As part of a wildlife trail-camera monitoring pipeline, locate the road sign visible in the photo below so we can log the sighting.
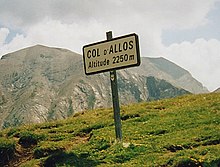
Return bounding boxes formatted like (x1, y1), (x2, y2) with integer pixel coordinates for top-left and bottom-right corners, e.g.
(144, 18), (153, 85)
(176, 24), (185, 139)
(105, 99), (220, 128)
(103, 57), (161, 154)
(83, 33), (140, 75)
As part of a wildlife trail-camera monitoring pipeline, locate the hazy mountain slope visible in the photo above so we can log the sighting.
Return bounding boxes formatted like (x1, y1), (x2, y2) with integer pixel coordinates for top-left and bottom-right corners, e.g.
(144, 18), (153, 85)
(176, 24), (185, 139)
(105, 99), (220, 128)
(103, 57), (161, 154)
(0, 45), (206, 129)
(214, 87), (220, 92)
(130, 57), (208, 94)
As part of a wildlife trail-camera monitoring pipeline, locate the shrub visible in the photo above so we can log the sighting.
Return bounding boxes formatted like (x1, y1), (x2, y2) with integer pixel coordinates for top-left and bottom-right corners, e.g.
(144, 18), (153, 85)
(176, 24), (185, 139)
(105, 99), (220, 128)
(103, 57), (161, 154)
(121, 113), (140, 121)
(175, 157), (202, 167)
(6, 127), (19, 137)
(77, 123), (105, 136)
(33, 142), (66, 159)
(107, 144), (147, 164)
(89, 137), (111, 151)
(18, 132), (45, 147)
(0, 138), (16, 165)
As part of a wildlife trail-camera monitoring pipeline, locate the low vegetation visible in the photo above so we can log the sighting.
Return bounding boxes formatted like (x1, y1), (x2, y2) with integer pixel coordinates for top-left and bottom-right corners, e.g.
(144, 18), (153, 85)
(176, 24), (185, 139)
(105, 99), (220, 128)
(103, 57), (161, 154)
(0, 93), (219, 166)
(0, 137), (16, 165)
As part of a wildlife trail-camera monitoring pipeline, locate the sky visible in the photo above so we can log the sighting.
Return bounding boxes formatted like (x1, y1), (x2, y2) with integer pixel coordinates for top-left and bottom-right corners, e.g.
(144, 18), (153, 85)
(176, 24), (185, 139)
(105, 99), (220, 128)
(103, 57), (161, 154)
(0, 0), (220, 91)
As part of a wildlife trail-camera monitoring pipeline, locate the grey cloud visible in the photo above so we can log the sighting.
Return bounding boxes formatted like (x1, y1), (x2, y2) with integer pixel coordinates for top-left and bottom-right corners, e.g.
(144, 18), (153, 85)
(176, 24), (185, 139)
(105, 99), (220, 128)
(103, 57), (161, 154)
(0, 0), (124, 27)
(0, 0), (217, 30)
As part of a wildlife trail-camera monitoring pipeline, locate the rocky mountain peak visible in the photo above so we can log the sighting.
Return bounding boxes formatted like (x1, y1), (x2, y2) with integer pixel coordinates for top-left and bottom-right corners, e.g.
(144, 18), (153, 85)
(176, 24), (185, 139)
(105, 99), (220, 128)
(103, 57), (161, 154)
(0, 45), (208, 129)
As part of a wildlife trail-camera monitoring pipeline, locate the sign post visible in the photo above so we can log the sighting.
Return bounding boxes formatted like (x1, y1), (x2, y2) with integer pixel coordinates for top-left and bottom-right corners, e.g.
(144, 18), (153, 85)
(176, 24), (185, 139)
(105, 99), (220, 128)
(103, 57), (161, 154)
(106, 31), (122, 141)
(83, 31), (140, 142)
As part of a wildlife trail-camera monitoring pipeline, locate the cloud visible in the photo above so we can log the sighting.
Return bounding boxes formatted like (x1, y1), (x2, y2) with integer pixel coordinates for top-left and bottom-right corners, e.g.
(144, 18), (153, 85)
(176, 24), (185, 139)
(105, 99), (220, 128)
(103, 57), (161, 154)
(0, 0), (217, 30)
(0, 28), (9, 45)
(0, 0), (220, 90)
(26, 18), (107, 52)
(0, 18), (108, 55)
(164, 38), (220, 91)
(0, 30), (33, 56)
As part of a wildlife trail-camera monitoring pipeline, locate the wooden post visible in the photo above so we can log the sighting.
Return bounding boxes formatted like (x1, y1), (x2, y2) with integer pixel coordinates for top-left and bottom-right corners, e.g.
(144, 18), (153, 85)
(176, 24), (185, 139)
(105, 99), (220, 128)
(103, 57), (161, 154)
(106, 31), (122, 141)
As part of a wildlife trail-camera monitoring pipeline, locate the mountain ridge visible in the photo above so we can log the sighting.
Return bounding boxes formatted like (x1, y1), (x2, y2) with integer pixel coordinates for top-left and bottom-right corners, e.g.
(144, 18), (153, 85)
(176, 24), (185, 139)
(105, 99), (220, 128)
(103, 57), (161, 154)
(0, 45), (208, 129)
(214, 87), (220, 92)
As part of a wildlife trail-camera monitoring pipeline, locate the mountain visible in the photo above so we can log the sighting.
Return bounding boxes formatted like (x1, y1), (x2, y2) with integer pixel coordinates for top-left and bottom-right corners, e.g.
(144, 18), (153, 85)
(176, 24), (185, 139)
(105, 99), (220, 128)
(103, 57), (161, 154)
(130, 57), (208, 94)
(0, 45), (207, 129)
(214, 87), (220, 93)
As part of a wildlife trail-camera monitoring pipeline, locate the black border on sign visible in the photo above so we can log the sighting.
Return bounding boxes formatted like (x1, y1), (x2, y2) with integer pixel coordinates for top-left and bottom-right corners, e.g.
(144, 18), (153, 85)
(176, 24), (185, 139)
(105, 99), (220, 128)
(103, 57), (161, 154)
(82, 33), (141, 75)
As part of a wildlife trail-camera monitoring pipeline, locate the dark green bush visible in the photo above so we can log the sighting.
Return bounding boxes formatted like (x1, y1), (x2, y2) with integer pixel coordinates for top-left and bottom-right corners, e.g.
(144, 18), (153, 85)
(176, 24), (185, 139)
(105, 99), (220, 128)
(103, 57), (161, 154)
(18, 131), (45, 147)
(89, 138), (111, 151)
(121, 113), (140, 121)
(43, 152), (99, 167)
(107, 144), (147, 164)
(6, 127), (19, 137)
(175, 158), (202, 167)
(79, 124), (105, 134)
(34, 144), (65, 159)
(0, 138), (16, 165)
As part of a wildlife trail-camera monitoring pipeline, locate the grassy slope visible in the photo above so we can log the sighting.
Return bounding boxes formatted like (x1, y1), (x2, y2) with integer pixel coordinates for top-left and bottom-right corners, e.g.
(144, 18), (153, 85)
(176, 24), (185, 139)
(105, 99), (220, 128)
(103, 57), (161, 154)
(0, 93), (220, 166)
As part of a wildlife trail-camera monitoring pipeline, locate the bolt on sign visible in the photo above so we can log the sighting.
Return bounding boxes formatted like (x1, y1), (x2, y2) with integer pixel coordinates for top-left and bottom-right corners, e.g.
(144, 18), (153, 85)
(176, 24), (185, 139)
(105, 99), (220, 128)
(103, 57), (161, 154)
(83, 33), (140, 75)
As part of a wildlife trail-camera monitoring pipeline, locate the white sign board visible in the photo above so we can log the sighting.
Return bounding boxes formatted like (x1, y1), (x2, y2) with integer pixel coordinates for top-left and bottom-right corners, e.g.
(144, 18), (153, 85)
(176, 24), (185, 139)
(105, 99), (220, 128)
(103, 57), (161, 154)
(83, 33), (140, 75)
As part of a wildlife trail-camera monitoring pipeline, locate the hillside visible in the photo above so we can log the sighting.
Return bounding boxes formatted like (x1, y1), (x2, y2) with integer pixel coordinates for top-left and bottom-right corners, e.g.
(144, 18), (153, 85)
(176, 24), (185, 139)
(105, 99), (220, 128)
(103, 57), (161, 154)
(0, 93), (219, 166)
(0, 45), (207, 129)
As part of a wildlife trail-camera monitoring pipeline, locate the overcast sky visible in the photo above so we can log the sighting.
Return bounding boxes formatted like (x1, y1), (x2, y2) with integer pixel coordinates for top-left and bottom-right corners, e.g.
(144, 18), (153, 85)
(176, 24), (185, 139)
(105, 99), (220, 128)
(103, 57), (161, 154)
(0, 0), (220, 91)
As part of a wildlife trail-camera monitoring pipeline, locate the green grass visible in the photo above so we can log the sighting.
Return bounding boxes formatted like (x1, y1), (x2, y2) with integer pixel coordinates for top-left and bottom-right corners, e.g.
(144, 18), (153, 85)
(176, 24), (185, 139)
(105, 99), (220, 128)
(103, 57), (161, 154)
(0, 93), (220, 166)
